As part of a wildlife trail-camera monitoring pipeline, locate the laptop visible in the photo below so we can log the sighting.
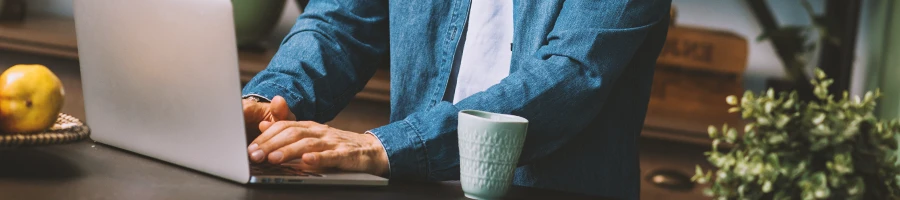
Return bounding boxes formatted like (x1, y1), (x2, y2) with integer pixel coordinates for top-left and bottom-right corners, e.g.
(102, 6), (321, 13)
(73, 0), (388, 186)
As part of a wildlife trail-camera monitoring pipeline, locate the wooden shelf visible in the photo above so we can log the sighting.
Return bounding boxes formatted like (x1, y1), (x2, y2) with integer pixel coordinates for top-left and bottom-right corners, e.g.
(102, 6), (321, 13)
(0, 15), (391, 103)
(0, 15), (78, 58)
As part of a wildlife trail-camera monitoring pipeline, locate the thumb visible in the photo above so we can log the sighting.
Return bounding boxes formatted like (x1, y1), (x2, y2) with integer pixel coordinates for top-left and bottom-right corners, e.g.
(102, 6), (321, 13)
(270, 96), (296, 121)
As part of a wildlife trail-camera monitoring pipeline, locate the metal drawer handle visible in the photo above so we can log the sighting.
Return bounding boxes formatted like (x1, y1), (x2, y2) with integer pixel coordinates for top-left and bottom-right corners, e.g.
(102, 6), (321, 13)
(646, 169), (695, 191)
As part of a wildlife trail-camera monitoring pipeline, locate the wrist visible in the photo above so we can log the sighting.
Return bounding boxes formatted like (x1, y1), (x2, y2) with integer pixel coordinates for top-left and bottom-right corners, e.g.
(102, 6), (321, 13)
(365, 131), (390, 176)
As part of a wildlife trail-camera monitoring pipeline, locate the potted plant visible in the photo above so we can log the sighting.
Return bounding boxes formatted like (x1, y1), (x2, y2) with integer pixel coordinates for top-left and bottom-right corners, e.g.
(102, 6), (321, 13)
(692, 69), (900, 199)
(232, 0), (286, 47)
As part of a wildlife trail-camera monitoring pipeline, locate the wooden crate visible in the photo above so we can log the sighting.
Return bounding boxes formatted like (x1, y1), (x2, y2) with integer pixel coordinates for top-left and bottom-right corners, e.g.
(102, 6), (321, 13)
(643, 24), (749, 142)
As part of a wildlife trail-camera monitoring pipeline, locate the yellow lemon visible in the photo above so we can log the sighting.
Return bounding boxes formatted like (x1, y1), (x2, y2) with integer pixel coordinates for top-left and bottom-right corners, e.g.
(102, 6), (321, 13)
(0, 64), (65, 133)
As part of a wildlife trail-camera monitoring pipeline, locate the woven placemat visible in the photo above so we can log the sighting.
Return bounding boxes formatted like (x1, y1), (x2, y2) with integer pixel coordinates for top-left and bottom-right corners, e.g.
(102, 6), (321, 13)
(0, 113), (91, 148)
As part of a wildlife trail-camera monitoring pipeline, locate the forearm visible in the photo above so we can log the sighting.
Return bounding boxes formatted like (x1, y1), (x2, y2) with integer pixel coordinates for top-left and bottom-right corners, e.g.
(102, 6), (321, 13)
(371, 55), (630, 181)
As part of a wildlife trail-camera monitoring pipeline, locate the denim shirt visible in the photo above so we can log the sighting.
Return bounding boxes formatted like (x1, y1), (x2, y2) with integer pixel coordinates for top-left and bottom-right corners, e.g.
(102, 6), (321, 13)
(242, 0), (671, 199)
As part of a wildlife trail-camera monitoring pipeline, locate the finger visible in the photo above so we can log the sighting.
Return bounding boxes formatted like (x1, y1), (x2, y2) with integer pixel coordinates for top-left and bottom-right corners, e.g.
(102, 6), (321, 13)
(259, 121), (273, 132)
(258, 117), (319, 132)
(268, 138), (333, 164)
(257, 127), (310, 157)
(248, 122), (294, 163)
(270, 96), (296, 121)
(303, 150), (356, 170)
(250, 122), (329, 163)
(251, 121), (318, 147)
(250, 121), (292, 148)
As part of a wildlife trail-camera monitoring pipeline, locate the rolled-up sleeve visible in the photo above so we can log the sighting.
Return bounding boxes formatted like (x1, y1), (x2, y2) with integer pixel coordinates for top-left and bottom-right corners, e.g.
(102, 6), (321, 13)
(241, 0), (389, 122)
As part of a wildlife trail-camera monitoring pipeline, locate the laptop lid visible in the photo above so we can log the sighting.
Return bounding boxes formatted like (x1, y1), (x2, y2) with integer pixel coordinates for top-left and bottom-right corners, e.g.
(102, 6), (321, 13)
(74, 0), (251, 183)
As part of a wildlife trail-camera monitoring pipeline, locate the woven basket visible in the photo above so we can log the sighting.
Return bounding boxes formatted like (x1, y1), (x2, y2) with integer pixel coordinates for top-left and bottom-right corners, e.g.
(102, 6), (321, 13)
(0, 113), (91, 148)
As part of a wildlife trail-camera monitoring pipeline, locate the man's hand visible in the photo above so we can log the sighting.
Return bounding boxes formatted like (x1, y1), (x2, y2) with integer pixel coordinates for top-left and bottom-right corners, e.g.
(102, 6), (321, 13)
(242, 96), (296, 139)
(247, 121), (389, 176)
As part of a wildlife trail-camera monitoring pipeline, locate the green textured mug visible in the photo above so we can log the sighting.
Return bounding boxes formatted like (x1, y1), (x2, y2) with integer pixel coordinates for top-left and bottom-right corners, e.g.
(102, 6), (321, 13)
(458, 110), (528, 199)
(232, 0), (285, 46)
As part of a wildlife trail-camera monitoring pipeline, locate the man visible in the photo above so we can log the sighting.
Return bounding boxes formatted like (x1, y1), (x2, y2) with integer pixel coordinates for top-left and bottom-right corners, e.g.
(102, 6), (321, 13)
(241, 1), (671, 199)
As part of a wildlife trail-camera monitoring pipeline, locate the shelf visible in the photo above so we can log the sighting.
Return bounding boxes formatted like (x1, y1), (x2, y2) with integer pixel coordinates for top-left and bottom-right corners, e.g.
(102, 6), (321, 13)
(0, 15), (78, 58)
(0, 15), (391, 103)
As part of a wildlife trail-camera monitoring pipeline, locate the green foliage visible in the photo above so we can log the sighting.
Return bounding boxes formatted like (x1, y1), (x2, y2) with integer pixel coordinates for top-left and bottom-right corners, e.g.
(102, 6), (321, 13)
(692, 69), (900, 200)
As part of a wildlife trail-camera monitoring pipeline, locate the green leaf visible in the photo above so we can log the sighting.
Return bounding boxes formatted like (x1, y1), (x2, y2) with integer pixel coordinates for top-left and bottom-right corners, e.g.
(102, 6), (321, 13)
(692, 165), (708, 184)
(776, 114), (791, 129)
(783, 97), (795, 109)
(758, 116), (772, 126)
(811, 172), (827, 186)
(814, 186), (830, 199)
(773, 191), (791, 200)
(765, 101), (775, 113)
(743, 108), (754, 119)
(726, 95), (738, 105)
(847, 177), (863, 196)
(717, 170), (728, 180)
(712, 139), (720, 152)
(762, 180), (773, 193)
(814, 85), (828, 100)
(841, 120), (860, 138)
(810, 138), (830, 150)
(815, 68), (827, 80)
(744, 123), (756, 133)
(811, 124), (831, 136)
(812, 113), (826, 125)
(793, 161), (808, 177)
(743, 90), (755, 104)
(768, 134), (785, 144)
(726, 128), (738, 143)
(821, 79), (834, 88)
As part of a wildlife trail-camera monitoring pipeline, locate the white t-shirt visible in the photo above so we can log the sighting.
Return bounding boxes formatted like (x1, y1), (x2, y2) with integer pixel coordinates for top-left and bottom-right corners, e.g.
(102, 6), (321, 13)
(444, 0), (514, 104)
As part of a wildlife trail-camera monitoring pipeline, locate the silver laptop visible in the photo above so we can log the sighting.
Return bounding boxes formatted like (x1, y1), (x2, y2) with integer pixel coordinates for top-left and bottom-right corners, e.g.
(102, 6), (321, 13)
(73, 0), (387, 186)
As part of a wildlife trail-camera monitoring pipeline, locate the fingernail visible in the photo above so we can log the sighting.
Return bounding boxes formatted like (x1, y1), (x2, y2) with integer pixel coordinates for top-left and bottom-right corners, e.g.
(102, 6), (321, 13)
(248, 143), (259, 152)
(269, 151), (284, 162)
(251, 150), (265, 162)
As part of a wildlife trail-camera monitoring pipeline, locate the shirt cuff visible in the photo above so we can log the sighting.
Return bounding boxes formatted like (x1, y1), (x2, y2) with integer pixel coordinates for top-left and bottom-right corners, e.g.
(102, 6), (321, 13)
(367, 119), (428, 180)
(242, 80), (301, 102)
(241, 94), (272, 102)
(364, 131), (391, 177)
(242, 81), (306, 118)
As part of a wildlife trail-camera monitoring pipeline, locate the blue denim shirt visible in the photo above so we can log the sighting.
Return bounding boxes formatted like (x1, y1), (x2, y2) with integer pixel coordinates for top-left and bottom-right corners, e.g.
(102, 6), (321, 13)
(242, 1), (671, 199)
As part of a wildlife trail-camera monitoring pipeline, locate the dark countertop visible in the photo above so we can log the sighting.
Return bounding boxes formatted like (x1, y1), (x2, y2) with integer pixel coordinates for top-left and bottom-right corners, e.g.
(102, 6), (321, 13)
(0, 140), (600, 200)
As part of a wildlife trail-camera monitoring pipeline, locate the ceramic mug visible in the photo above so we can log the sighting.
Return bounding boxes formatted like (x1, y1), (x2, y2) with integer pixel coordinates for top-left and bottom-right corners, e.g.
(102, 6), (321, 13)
(458, 110), (528, 199)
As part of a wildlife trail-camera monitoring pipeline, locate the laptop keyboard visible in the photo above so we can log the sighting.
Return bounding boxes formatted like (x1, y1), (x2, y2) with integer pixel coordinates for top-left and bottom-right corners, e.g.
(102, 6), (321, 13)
(250, 163), (323, 177)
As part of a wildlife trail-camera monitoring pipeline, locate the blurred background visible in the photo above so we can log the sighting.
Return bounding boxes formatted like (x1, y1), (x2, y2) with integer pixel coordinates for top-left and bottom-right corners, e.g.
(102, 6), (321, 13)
(0, 0), (896, 199)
